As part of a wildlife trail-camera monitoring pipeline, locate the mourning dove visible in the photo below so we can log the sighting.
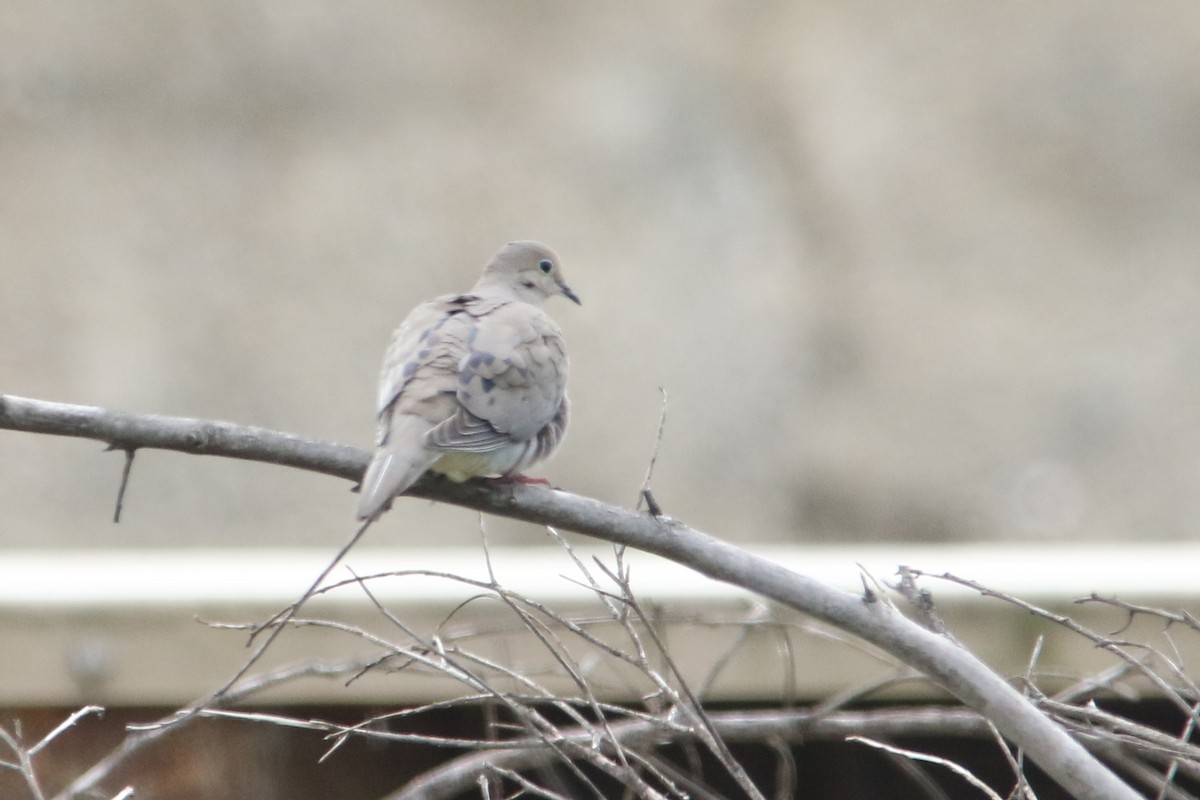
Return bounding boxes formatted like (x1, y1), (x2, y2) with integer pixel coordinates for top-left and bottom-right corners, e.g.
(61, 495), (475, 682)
(356, 241), (580, 520)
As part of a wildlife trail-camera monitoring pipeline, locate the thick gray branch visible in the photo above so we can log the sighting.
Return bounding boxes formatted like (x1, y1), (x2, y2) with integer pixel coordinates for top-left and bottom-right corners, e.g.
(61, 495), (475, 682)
(0, 394), (1140, 800)
(0, 394), (367, 480)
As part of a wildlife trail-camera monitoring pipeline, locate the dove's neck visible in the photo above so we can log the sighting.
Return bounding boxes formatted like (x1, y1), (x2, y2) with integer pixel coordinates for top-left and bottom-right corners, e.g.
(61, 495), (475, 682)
(472, 274), (546, 307)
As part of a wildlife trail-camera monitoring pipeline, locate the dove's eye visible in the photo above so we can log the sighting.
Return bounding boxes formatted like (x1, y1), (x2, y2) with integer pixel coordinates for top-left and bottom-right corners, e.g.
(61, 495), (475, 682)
(538, 259), (553, 274)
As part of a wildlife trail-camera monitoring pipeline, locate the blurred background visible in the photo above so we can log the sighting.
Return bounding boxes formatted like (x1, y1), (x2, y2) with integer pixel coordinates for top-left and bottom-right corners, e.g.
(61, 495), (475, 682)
(3, 1), (1199, 549)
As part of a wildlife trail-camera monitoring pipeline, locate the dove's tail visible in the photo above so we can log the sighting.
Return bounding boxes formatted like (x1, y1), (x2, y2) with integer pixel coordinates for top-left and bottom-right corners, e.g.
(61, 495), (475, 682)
(355, 415), (439, 520)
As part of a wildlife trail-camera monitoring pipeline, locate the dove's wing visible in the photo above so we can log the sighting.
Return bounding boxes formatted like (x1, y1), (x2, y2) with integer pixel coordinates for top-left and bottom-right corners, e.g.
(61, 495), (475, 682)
(356, 294), (494, 519)
(374, 295), (482, 419)
(426, 301), (569, 457)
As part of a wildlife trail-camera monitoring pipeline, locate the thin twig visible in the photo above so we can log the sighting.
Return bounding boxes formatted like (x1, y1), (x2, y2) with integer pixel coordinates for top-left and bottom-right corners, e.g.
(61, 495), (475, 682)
(637, 387), (669, 516)
(598, 556), (767, 800)
(338, 567), (669, 799)
(385, 707), (996, 800)
(920, 570), (1200, 725)
(1077, 594), (1200, 636)
(987, 721), (1034, 800)
(110, 447), (135, 523)
(55, 520), (374, 800)
(0, 723), (46, 800)
(878, 750), (954, 800)
(847, 736), (1005, 800)
(28, 706), (105, 757)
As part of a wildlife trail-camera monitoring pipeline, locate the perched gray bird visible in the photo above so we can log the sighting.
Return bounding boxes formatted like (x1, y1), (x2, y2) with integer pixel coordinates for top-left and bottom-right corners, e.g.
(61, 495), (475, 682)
(356, 241), (580, 520)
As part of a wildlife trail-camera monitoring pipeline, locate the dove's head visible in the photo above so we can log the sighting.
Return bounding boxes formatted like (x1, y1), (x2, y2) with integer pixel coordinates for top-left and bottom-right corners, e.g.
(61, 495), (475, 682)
(477, 241), (581, 307)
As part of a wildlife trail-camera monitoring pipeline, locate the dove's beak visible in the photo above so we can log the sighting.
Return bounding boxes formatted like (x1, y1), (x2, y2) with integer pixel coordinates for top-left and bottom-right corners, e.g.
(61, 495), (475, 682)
(559, 283), (582, 305)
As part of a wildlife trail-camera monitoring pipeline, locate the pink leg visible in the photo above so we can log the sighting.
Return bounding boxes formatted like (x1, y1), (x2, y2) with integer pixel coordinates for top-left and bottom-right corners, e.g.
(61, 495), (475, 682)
(487, 474), (552, 486)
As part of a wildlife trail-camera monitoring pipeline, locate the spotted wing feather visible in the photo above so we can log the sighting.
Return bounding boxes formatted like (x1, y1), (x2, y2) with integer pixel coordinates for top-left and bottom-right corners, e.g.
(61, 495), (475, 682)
(426, 302), (569, 455)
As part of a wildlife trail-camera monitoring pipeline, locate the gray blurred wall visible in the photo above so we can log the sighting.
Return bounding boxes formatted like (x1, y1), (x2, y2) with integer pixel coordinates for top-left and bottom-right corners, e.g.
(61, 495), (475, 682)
(3, 2), (1199, 548)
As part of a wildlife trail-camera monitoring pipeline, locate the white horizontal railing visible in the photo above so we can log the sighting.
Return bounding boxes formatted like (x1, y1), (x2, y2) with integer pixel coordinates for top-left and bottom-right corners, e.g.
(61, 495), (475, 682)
(0, 543), (1193, 705)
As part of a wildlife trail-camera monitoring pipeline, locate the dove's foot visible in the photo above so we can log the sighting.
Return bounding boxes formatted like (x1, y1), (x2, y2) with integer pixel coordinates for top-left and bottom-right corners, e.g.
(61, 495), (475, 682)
(487, 474), (552, 487)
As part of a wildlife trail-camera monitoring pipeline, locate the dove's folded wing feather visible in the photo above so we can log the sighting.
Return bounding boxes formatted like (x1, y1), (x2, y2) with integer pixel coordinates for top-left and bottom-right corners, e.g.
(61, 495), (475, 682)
(426, 302), (568, 452)
(374, 296), (497, 429)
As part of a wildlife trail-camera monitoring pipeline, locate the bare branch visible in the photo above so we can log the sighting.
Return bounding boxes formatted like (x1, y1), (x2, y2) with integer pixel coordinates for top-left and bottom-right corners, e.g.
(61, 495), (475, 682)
(55, 651), (384, 797)
(0, 394), (366, 481)
(0, 722), (47, 800)
(385, 707), (995, 800)
(847, 736), (1006, 800)
(920, 570), (1200, 722)
(27, 706), (105, 757)
(0, 394), (1143, 800)
(1077, 594), (1200, 637)
(637, 387), (669, 516)
(111, 447), (134, 522)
